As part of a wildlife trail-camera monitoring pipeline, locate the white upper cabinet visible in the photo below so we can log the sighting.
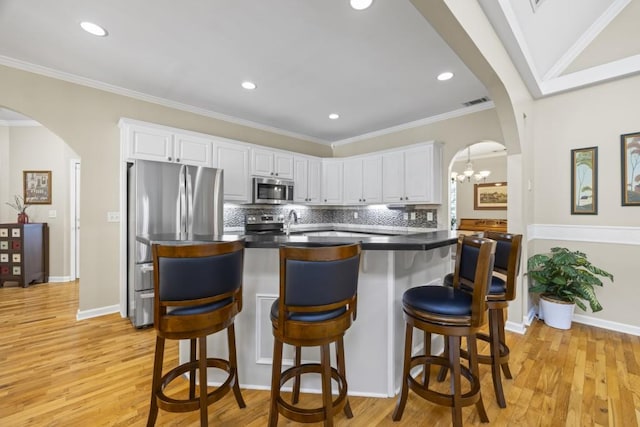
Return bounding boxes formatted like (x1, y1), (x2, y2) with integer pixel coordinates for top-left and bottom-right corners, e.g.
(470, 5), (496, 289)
(294, 156), (321, 204)
(214, 139), (250, 203)
(343, 155), (382, 204)
(126, 122), (212, 167)
(251, 148), (294, 179)
(321, 159), (343, 204)
(382, 142), (442, 204)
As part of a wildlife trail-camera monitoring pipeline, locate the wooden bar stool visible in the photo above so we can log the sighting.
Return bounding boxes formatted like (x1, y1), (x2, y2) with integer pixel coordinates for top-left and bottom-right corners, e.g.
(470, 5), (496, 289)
(147, 241), (246, 427)
(269, 243), (361, 427)
(393, 235), (496, 427)
(440, 231), (522, 407)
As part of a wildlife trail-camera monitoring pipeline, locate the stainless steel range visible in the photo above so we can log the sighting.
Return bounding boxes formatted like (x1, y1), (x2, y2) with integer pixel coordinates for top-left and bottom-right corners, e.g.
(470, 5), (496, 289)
(244, 214), (285, 235)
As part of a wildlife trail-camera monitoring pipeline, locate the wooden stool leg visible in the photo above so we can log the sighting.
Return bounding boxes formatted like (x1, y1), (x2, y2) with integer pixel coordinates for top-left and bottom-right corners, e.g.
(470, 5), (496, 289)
(292, 346), (302, 404)
(189, 338), (197, 399)
(468, 334), (489, 422)
(449, 335), (463, 427)
(198, 335), (208, 426)
(437, 338), (449, 382)
(268, 338), (283, 427)
(497, 309), (512, 379)
(392, 323), (413, 421)
(147, 336), (164, 427)
(320, 343), (334, 427)
(336, 337), (353, 418)
(422, 331), (432, 387)
(227, 323), (246, 408)
(489, 309), (506, 408)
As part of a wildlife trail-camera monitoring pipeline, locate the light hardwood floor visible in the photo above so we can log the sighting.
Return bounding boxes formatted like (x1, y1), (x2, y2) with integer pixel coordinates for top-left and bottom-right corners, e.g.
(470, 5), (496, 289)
(1, 281), (638, 426)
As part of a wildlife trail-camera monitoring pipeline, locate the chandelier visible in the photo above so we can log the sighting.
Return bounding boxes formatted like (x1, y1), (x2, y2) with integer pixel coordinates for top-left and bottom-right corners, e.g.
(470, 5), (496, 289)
(451, 146), (491, 183)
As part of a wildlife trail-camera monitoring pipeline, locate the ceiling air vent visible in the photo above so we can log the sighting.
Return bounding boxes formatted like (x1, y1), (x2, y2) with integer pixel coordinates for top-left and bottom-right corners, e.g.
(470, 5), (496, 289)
(462, 97), (490, 107)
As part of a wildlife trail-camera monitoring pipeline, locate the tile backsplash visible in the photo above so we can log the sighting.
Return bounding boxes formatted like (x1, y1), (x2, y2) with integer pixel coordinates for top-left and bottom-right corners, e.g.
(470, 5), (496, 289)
(224, 204), (438, 229)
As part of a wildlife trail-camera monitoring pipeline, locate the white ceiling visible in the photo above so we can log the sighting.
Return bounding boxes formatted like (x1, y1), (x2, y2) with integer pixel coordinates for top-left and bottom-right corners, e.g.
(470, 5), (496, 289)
(1, 0), (638, 147)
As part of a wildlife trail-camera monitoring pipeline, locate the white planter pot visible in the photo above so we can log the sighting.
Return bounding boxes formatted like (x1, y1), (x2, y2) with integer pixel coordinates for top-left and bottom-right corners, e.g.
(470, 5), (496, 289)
(540, 295), (575, 330)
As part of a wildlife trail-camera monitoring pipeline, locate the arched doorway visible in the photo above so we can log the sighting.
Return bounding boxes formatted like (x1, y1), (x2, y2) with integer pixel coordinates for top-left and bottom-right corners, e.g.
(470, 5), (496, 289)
(449, 141), (507, 232)
(0, 107), (80, 284)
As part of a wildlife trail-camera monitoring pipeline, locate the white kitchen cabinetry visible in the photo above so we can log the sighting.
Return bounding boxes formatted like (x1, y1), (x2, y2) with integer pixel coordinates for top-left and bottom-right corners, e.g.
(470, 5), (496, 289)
(294, 156), (321, 203)
(382, 142), (442, 204)
(343, 155), (382, 204)
(214, 139), (250, 202)
(321, 159), (343, 204)
(126, 123), (212, 167)
(251, 148), (294, 179)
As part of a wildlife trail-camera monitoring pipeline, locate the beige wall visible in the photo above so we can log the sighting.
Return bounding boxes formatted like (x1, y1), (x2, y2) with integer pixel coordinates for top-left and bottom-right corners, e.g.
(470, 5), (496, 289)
(0, 126), (9, 220)
(0, 64), (328, 312)
(0, 126), (78, 280)
(452, 155), (507, 222)
(528, 73), (640, 328)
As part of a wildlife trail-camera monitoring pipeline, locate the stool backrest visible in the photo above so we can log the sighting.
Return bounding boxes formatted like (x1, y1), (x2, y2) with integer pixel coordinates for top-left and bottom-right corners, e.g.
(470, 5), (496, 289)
(452, 235), (496, 327)
(484, 231), (522, 300)
(152, 240), (244, 337)
(277, 243), (361, 323)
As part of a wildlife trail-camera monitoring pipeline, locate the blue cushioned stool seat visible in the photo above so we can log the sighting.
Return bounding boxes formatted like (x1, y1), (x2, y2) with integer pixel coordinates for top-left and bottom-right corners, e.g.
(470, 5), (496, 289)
(403, 286), (472, 316)
(443, 272), (506, 295)
(169, 298), (233, 316)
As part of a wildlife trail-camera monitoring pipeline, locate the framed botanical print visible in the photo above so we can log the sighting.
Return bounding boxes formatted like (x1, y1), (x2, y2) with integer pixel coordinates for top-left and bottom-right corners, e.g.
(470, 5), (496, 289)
(571, 147), (597, 214)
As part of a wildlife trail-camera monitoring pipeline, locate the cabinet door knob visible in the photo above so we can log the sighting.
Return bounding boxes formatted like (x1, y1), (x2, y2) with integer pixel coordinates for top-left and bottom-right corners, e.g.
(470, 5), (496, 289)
(167, 156), (172, 161)
(275, 172), (278, 176)
(176, 158), (180, 163)
(270, 172), (274, 176)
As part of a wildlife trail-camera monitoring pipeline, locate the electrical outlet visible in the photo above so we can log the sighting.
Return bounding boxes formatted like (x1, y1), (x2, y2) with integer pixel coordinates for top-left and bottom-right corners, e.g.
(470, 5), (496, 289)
(107, 212), (120, 222)
(353, 212), (358, 219)
(403, 212), (409, 220)
(427, 212), (433, 221)
(410, 212), (416, 220)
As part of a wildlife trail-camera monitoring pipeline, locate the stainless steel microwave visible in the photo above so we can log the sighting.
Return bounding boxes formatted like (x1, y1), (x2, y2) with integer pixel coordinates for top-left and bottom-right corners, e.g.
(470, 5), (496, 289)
(252, 177), (294, 204)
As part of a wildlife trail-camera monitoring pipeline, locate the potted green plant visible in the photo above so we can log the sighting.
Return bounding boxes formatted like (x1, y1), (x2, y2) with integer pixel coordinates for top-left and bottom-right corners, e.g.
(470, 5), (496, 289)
(527, 247), (614, 329)
(5, 195), (31, 224)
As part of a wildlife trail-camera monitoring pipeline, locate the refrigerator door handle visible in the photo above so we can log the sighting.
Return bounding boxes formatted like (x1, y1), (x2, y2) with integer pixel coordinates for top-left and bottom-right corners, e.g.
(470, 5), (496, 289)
(178, 164), (187, 236)
(185, 166), (194, 234)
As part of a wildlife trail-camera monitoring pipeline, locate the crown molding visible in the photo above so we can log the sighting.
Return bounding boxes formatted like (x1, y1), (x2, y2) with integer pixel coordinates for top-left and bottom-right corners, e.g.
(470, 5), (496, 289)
(331, 101), (496, 147)
(0, 55), (330, 145)
(0, 119), (41, 127)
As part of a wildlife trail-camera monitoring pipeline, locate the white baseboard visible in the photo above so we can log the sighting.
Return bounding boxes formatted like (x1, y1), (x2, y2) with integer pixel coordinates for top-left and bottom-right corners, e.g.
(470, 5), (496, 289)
(505, 320), (527, 335)
(47, 275), (73, 283)
(76, 304), (120, 321)
(573, 314), (640, 336)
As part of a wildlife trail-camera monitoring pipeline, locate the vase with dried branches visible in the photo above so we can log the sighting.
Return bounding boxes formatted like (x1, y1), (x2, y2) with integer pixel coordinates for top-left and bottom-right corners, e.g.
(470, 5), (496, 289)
(6, 195), (31, 223)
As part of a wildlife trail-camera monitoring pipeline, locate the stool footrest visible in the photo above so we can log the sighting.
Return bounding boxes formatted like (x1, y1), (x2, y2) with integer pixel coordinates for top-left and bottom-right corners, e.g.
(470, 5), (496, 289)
(407, 354), (481, 408)
(156, 358), (237, 413)
(275, 362), (348, 423)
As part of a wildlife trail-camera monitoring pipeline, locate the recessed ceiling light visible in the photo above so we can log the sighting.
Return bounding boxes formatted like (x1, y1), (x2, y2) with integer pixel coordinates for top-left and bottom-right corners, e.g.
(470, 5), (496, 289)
(350, 0), (373, 11)
(329, 113), (340, 120)
(437, 72), (454, 81)
(80, 21), (108, 37)
(241, 81), (257, 90)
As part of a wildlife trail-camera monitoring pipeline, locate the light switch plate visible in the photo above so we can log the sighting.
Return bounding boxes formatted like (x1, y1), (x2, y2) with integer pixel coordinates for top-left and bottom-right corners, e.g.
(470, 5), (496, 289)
(48, 210), (57, 218)
(403, 213), (409, 220)
(410, 212), (416, 220)
(427, 212), (433, 221)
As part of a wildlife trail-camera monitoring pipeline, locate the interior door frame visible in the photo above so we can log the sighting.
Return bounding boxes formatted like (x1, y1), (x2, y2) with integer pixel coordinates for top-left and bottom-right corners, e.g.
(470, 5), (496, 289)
(69, 159), (81, 280)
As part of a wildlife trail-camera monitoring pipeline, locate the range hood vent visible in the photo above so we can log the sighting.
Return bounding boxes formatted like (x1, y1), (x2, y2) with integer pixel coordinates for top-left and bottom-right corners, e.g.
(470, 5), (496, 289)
(462, 96), (490, 107)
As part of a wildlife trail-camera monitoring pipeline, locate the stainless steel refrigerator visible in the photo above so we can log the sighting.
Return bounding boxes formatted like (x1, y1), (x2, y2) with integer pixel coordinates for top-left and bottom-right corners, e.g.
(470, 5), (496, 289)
(127, 160), (224, 327)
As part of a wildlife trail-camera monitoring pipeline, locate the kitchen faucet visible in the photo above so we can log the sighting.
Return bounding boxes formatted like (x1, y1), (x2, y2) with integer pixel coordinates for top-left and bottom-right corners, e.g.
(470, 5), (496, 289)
(285, 209), (298, 236)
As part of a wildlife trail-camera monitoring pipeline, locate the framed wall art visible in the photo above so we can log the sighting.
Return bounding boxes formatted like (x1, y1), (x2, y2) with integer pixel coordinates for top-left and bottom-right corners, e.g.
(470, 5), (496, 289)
(23, 170), (52, 204)
(621, 132), (640, 206)
(571, 147), (597, 215)
(474, 182), (507, 210)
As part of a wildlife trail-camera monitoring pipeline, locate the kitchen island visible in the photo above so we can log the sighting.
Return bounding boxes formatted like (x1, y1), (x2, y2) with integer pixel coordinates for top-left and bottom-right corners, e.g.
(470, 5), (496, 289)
(169, 229), (457, 398)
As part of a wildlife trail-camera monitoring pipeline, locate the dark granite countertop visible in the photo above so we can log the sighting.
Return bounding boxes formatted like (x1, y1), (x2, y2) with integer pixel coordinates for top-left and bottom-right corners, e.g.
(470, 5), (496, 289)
(137, 230), (457, 251)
